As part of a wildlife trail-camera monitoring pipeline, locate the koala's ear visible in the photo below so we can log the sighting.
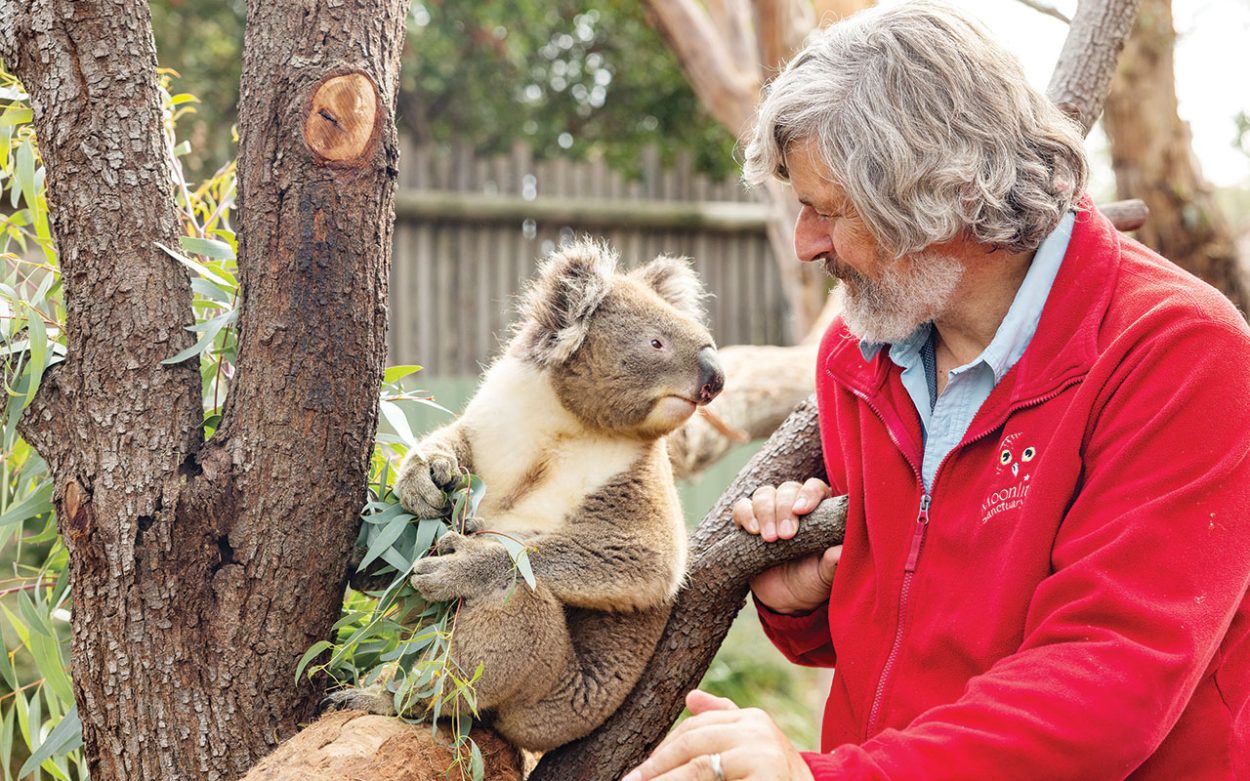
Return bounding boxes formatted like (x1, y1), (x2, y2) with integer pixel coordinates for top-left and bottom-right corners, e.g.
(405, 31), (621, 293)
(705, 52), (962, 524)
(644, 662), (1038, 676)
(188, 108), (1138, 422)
(516, 239), (617, 367)
(631, 254), (708, 323)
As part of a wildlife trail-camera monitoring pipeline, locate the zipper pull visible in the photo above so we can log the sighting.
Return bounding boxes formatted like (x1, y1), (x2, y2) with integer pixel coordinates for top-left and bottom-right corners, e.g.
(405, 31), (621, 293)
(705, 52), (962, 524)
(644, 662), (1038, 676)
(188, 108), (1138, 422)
(904, 494), (931, 572)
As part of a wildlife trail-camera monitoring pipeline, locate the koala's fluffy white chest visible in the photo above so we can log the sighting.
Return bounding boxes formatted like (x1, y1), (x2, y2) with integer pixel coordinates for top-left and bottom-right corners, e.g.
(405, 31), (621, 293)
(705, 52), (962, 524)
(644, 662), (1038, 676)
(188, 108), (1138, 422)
(462, 357), (645, 536)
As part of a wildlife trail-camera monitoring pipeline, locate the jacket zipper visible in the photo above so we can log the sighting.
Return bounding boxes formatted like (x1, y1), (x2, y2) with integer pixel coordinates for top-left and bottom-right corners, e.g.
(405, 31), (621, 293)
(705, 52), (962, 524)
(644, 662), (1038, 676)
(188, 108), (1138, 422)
(865, 492), (929, 734)
(845, 372), (1083, 738)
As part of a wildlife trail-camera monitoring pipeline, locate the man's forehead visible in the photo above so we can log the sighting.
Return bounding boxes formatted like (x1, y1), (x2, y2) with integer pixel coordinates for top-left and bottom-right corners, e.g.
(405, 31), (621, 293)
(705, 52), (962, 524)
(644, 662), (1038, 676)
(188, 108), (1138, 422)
(785, 142), (852, 211)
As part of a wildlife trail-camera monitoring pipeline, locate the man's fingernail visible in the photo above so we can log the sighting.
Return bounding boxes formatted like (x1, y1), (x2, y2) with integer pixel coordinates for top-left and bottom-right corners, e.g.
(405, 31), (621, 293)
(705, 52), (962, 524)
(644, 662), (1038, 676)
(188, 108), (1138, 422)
(622, 771), (641, 781)
(764, 522), (776, 539)
(780, 519), (794, 537)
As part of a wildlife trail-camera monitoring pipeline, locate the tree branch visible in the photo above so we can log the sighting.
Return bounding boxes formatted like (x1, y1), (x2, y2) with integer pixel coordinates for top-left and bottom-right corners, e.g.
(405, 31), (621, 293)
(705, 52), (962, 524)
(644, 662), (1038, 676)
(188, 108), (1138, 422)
(533, 398), (843, 780)
(706, 0), (761, 77)
(752, 0), (816, 74)
(1011, 0), (1072, 25)
(1047, 0), (1144, 133)
(643, 0), (761, 137)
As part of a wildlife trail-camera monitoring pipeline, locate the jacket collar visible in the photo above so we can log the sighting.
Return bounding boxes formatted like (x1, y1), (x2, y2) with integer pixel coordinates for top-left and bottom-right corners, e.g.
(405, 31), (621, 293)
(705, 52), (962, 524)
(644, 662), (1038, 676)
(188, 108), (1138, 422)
(824, 194), (1119, 408)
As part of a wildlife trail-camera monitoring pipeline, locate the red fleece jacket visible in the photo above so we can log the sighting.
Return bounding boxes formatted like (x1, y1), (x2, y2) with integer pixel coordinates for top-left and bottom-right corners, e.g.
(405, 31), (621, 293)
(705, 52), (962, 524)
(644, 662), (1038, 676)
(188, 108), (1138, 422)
(759, 198), (1250, 779)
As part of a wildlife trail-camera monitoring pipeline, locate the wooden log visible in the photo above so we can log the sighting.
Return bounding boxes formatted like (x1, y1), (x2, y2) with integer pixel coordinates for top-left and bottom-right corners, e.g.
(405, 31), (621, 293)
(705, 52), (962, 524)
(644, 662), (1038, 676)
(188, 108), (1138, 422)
(240, 712), (523, 781)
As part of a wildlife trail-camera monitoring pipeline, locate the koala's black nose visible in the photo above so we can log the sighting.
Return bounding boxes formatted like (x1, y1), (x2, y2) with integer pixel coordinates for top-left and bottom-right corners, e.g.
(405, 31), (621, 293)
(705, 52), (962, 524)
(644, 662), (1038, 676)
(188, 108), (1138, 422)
(697, 346), (724, 405)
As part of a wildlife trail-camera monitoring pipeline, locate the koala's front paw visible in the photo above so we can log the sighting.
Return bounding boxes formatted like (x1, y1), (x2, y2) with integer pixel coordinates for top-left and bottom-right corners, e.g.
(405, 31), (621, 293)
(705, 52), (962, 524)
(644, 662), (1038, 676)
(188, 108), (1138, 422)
(394, 447), (460, 518)
(410, 536), (506, 603)
(410, 555), (471, 603)
(325, 685), (396, 716)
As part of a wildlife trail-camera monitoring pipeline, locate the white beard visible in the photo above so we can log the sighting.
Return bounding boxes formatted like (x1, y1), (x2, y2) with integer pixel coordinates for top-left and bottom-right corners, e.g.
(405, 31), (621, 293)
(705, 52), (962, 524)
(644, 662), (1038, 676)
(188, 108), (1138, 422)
(826, 250), (964, 344)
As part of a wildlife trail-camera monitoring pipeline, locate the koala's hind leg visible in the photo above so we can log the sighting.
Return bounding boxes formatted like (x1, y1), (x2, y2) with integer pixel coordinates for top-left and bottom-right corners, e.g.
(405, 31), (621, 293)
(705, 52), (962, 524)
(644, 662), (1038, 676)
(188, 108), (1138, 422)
(492, 605), (669, 752)
(449, 580), (573, 716)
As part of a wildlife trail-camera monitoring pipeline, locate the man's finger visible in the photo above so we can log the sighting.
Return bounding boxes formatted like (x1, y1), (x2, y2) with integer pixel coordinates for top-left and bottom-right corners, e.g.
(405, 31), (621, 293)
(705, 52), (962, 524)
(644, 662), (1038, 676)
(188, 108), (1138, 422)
(623, 724), (746, 781)
(774, 481), (801, 538)
(751, 485), (779, 541)
(794, 477), (832, 514)
(731, 497), (758, 534)
(818, 545), (842, 585)
(686, 689), (738, 715)
(645, 749), (747, 781)
(654, 708), (744, 750)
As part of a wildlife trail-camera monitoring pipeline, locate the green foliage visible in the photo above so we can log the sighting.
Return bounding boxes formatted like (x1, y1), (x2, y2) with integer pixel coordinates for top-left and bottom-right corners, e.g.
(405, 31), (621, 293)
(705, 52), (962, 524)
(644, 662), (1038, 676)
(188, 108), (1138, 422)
(301, 368), (532, 781)
(147, 1), (737, 180)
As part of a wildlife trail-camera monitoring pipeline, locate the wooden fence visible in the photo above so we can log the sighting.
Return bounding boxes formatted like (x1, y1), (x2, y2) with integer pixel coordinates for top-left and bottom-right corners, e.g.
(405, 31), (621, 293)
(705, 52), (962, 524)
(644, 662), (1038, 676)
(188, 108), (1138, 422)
(388, 140), (789, 377)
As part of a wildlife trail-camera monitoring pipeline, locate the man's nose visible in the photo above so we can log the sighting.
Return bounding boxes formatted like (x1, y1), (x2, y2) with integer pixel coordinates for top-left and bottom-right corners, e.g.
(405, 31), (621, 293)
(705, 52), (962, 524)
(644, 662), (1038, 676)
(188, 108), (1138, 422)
(793, 207), (833, 263)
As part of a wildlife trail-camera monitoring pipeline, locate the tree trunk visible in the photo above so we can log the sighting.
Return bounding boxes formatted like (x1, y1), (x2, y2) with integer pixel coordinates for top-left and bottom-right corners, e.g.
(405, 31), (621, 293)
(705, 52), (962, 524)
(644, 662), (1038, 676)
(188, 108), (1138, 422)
(2, 0), (408, 778)
(1102, 0), (1248, 313)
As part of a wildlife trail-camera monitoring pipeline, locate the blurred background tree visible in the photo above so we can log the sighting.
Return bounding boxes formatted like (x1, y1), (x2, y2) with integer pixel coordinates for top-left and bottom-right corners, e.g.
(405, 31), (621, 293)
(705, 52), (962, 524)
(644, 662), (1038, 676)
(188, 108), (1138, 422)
(150, 0), (738, 181)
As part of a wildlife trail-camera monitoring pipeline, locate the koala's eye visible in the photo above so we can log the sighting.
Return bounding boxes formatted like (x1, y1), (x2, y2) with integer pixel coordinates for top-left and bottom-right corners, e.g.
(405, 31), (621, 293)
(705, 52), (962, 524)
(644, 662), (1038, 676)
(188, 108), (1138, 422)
(650, 338), (664, 350)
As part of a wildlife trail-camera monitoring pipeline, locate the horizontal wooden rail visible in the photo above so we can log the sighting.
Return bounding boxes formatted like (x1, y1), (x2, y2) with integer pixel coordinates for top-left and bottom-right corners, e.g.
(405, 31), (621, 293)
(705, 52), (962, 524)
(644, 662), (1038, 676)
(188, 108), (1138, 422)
(394, 190), (1148, 235)
(394, 190), (773, 233)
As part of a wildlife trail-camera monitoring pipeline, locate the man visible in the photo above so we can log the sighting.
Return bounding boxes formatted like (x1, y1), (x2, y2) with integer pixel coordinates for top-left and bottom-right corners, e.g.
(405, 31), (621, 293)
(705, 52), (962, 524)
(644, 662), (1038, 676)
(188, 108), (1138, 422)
(624, 2), (1250, 780)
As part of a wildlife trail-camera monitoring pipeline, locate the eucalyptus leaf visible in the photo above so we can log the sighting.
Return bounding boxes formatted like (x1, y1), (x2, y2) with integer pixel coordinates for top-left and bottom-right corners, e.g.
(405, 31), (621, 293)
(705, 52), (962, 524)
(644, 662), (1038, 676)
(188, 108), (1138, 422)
(179, 235), (235, 261)
(18, 706), (81, 777)
(379, 400), (417, 448)
(161, 310), (235, 365)
(156, 241), (237, 290)
(0, 480), (53, 528)
(22, 305), (48, 409)
(359, 513), (411, 571)
(294, 640), (333, 683)
(383, 364), (423, 384)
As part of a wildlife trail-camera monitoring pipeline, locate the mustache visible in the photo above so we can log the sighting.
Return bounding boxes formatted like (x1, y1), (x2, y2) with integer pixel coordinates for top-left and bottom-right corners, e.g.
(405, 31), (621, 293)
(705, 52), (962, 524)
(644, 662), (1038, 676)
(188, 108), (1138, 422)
(820, 254), (865, 284)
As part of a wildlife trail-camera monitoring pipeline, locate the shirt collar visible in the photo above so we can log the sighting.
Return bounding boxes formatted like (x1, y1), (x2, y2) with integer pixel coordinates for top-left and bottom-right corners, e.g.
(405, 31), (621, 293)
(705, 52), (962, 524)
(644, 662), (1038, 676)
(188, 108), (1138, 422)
(858, 210), (1075, 380)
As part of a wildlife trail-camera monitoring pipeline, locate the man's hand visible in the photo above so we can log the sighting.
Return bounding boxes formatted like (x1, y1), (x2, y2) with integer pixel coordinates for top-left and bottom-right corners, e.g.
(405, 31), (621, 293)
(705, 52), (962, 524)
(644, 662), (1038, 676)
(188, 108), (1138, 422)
(622, 690), (816, 781)
(733, 479), (840, 615)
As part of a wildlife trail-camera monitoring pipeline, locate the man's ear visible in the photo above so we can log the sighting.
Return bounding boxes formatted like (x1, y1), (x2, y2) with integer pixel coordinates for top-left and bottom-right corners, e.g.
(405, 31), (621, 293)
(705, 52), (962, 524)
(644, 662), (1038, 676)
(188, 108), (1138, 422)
(630, 254), (708, 323)
(515, 239), (617, 367)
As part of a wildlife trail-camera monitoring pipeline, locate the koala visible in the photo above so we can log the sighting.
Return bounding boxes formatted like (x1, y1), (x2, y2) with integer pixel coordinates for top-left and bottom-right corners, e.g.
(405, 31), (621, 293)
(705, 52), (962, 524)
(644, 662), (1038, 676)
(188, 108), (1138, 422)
(387, 239), (723, 752)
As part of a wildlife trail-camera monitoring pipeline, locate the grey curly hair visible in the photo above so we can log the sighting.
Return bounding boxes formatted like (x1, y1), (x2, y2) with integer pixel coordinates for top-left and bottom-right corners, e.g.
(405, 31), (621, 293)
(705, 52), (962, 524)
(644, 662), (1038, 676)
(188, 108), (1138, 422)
(743, 1), (1088, 258)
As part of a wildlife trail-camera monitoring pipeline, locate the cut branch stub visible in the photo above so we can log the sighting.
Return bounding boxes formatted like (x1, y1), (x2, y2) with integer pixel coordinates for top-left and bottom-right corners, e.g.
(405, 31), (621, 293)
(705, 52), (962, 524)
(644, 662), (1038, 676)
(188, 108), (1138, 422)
(304, 72), (381, 164)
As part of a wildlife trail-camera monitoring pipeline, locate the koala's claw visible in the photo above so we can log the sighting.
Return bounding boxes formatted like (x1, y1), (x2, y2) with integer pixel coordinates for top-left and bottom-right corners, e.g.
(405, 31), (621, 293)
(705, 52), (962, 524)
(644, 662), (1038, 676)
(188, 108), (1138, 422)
(434, 530), (468, 556)
(325, 686), (396, 716)
(454, 515), (485, 535)
(410, 557), (464, 603)
(394, 450), (460, 518)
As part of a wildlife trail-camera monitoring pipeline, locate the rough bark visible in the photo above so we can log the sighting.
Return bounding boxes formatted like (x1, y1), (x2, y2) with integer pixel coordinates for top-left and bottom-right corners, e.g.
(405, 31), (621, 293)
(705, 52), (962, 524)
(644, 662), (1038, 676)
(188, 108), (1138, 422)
(1102, 0), (1248, 313)
(1046, 0), (1143, 134)
(532, 399), (846, 780)
(3, 0), (408, 778)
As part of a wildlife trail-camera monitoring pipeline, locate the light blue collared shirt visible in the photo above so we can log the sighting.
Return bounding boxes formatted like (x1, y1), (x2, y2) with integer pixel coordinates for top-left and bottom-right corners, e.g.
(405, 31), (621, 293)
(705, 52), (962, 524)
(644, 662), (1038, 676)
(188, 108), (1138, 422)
(859, 211), (1075, 490)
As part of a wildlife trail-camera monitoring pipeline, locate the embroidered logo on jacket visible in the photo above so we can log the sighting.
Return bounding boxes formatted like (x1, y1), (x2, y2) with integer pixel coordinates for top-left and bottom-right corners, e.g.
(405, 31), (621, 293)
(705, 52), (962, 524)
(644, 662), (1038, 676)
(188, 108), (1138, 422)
(981, 432), (1036, 523)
